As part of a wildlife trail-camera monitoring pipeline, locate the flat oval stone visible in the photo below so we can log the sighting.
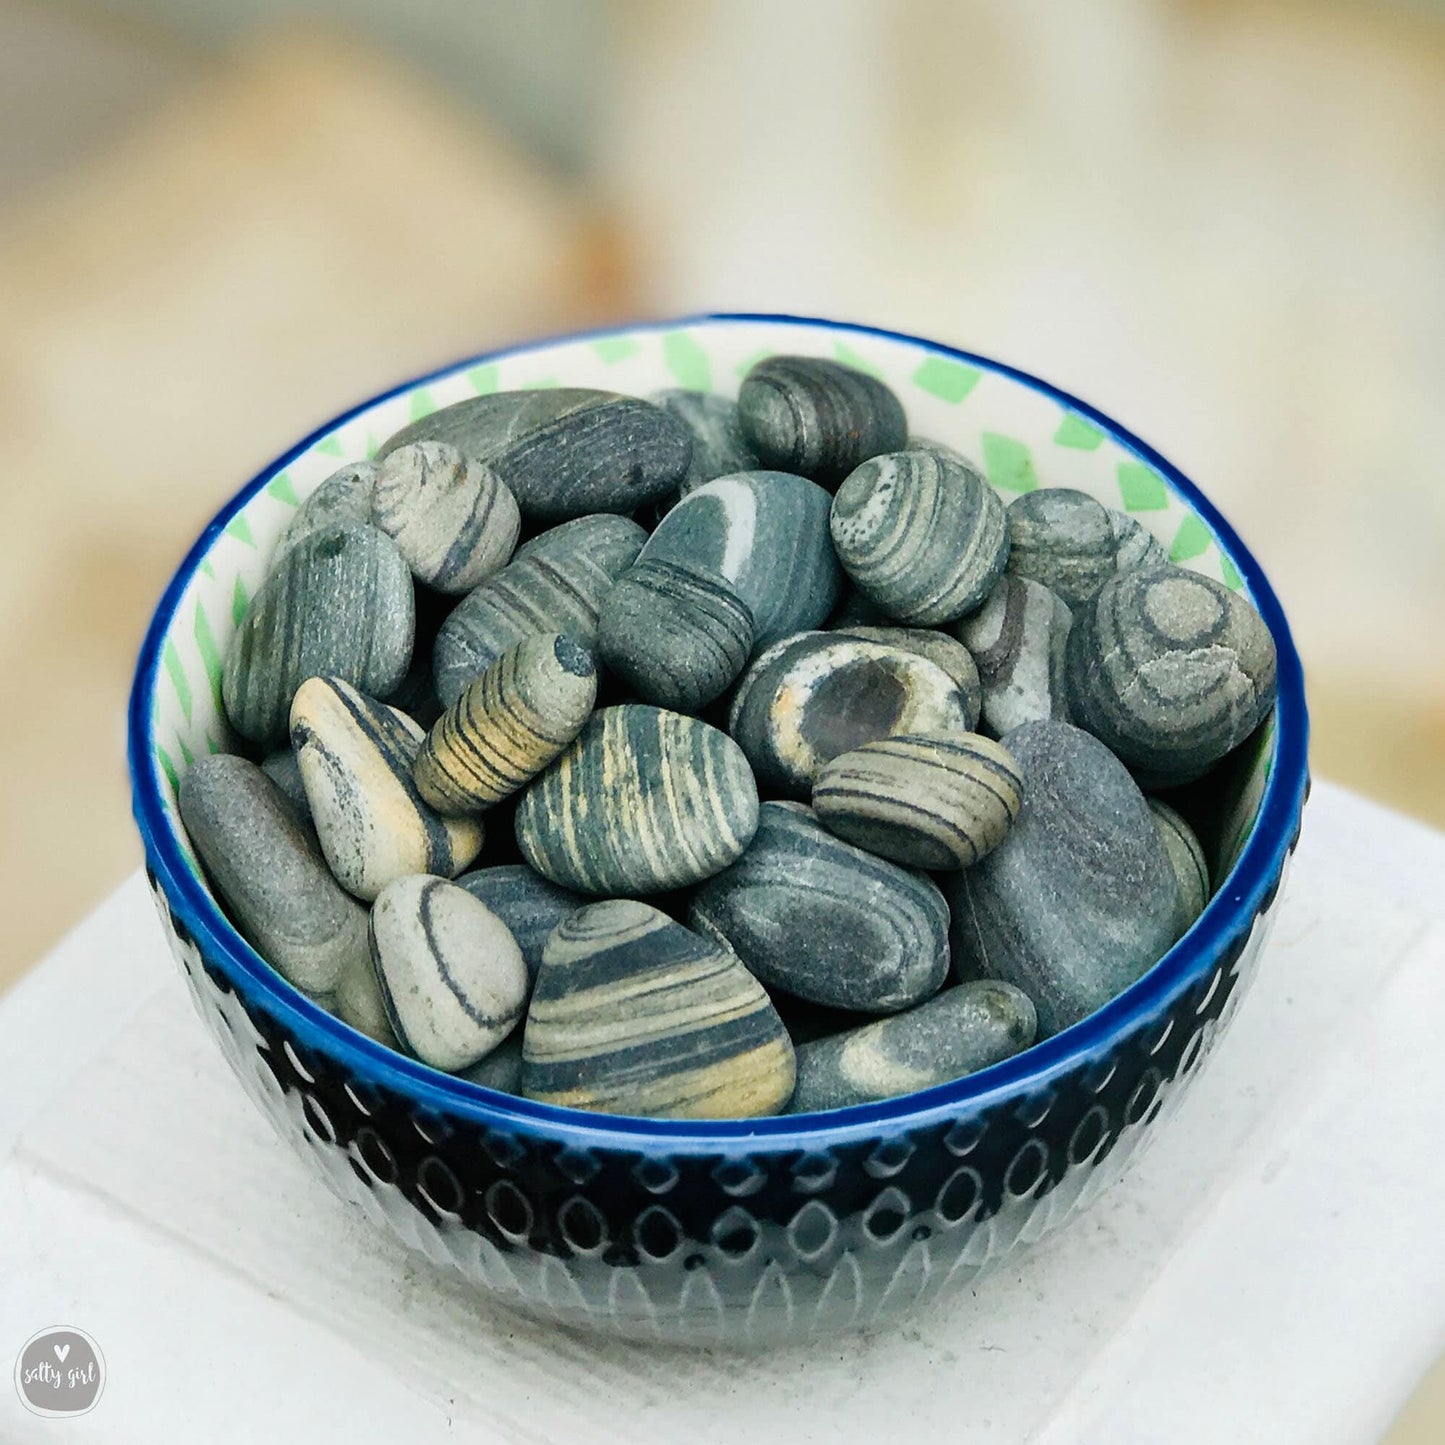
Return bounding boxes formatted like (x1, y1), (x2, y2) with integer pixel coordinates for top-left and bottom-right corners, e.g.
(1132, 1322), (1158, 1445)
(273, 460), (378, 564)
(459, 1029), (523, 1094)
(738, 356), (907, 487)
(945, 719), (1180, 1037)
(650, 389), (761, 495)
(633, 470), (841, 647)
(371, 441), (519, 594)
(729, 633), (975, 795)
(831, 625), (981, 714)
(329, 948), (401, 1048)
(223, 521), (415, 747)
(812, 732), (1022, 870)
(1006, 488), (1117, 609)
(1066, 564), (1279, 786)
(830, 449), (1009, 624)
(522, 899), (795, 1118)
(690, 801), (950, 1013)
(596, 560), (754, 711)
(291, 676), (484, 901)
(432, 513), (645, 707)
(178, 753), (367, 996)
(787, 980), (1037, 1113)
(515, 704), (760, 894)
(1149, 797), (1211, 935)
(370, 875), (528, 1072)
(957, 573), (1073, 735)
(454, 864), (583, 983)
(1110, 510), (1169, 574)
(378, 389), (692, 521)
(414, 632), (597, 814)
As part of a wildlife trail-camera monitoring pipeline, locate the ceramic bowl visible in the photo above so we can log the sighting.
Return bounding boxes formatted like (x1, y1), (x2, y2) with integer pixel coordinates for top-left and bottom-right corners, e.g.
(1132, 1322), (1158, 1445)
(127, 313), (1309, 1346)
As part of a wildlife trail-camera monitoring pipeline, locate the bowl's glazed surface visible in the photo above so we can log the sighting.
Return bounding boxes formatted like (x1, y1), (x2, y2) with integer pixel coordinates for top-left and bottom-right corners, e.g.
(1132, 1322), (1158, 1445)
(129, 315), (1308, 1345)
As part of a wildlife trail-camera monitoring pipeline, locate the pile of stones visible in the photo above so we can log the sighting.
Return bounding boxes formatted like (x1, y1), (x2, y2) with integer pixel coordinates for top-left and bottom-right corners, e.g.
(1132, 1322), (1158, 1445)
(179, 356), (1278, 1119)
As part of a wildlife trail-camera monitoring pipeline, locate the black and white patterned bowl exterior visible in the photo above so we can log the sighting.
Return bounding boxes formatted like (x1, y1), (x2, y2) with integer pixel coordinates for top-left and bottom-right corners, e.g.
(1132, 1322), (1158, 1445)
(130, 315), (1309, 1346)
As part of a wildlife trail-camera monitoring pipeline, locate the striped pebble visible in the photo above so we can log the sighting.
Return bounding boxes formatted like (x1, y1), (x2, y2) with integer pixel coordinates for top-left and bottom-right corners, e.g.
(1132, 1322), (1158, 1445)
(595, 560), (754, 711)
(690, 802), (951, 1014)
(413, 632), (597, 814)
(729, 633), (975, 795)
(454, 864), (584, 983)
(370, 876), (528, 1072)
(371, 441), (519, 594)
(1111, 510), (1169, 574)
(223, 521), (414, 747)
(1066, 564), (1278, 787)
(378, 388), (693, 521)
(957, 573), (1073, 735)
(833, 625), (982, 721)
(178, 754), (368, 996)
(432, 513), (645, 707)
(812, 732), (1023, 871)
(788, 981), (1037, 1113)
(738, 356), (908, 487)
(1148, 798), (1211, 934)
(830, 448), (1009, 624)
(515, 704), (760, 895)
(291, 676), (484, 901)
(650, 389), (761, 496)
(272, 460), (378, 564)
(1005, 488), (1117, 609)
(522, 899), (795, 1118)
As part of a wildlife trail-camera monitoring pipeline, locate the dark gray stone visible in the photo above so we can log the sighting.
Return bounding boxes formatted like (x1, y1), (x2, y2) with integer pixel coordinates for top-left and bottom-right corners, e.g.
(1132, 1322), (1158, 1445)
(259, 748), (311, 827)
(459, 1029), (524, 1094)
(1149, 798), (1211, 935)
(454, 863), (584, 983)
(273, 461), (378, 564)
(649, 389), (761, 495)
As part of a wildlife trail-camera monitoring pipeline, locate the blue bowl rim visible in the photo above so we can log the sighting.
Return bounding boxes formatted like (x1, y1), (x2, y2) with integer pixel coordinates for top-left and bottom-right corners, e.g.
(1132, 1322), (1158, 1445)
(128, 311), (1309, 1154)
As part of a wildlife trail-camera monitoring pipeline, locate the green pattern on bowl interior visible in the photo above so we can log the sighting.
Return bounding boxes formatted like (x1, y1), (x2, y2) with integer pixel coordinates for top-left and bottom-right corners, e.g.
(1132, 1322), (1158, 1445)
(147, 318), (1270, 901)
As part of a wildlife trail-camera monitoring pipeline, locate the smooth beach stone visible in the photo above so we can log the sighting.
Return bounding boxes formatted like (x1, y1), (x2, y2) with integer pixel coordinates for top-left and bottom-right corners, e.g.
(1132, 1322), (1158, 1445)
(945, 720), (1180, 1038)
(378, 388), (692, 521)
(957, 573), (1073, 736)
(690, 802), (950, 1014)
(650, 389), (761, 495)
(178, 754), (367, 996)
(260, 748), (311, 827)
(223, 521), (415, 748)
(831, 625), (981, 712)
(596, 560), (754, 711)
(522, 900), (795, 1118)
(729, 633), (975, 795)
(1066, 564), (1279, 787)
(459, 1029), (524, 1093)
(370, 875), (528, 1072)
(830, 449), (1009, 624)
(291, 677), (483, 901)
(1149, 797), (1211, 935)
(272, 461), (378, 563)
(432, 513), (645, 707)
(812, 732), (1023, 871)
(1110, 510), (1169, 575)
(633, 470), (842, 648)
(788, 981), (1037, 1113)
(371, 441), (520, 594)
(1006, 488), (1117, 610)
(738, 356), (907, 487)
(414, 632), (597, 814)
(329, 947), (401, 1049)
(454, 864), (584, 983)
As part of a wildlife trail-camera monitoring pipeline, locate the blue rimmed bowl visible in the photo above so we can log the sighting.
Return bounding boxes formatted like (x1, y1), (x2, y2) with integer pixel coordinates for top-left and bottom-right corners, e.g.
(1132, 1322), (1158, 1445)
(128, 314), (1308, 1346)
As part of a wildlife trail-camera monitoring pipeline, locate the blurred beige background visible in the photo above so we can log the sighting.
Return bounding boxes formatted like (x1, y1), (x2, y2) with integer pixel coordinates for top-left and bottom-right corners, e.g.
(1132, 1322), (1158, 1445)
(0, 1), (1441, 1433)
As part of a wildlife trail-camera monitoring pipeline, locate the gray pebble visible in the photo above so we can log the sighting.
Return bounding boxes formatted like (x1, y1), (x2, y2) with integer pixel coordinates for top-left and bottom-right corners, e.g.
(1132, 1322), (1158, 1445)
(459, 1029), (524, 1094)
(957, 573), (1073, 736)
(1006, 488), (1117, 609)
(178, 753), (368, 996)
(260, 748), (311, 827)
(454, 864), (584, 983)
(945, 719), (1180, 1037)
(223, 521), (414, 748)
(1148, 798), (1211, 935)
(788, 981), (1037, 1113)
(372, 441), (519, 594)
(272, 461), (378, 564)
(738, 356), (908, 487)
(1110, 510), (1169, 574)
(690, 801), (950, 1014)
(830, 448), (1009, 624)
(1065, 564), (1278, 786)
(650, 389), (761, 495)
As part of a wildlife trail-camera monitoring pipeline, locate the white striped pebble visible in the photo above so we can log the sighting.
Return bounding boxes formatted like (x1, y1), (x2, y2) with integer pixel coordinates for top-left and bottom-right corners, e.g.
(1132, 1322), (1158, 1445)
(290, 676), (484, 901)
(830, 448), (1009, 624)
(956, 573), (1073, 736)
(413, 632), (597, 815)
(370, 875), (528, 1072)
(514, 704), (760, 895)
(1148, 798), (1211, 935)
(522, 899), (795, 1118)
(812, 732), (1023, 871)
(372, 441), (520, 594)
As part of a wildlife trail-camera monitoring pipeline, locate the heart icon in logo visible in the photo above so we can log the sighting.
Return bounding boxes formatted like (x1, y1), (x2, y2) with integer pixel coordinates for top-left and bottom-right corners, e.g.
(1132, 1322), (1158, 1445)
(53, 1344), (70, 1363)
